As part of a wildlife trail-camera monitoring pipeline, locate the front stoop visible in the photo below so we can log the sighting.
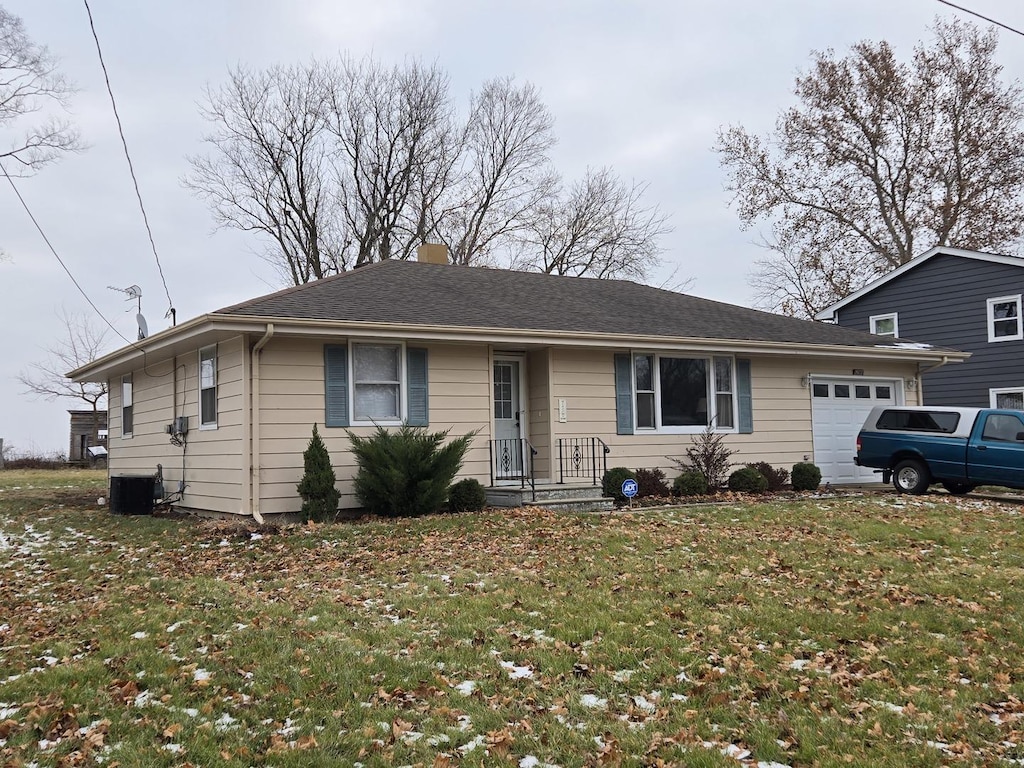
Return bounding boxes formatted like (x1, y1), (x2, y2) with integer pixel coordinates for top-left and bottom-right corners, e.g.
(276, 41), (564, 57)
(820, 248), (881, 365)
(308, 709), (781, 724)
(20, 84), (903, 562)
(486, 483), (614, 513)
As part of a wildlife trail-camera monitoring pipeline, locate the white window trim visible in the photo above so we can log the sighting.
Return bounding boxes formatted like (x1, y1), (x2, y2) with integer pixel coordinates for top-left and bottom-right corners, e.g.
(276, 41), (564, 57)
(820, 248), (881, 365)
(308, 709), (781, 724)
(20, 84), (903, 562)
(869, 312), (899, 338)
(990, 387), (1024, 409)
(987, 294), (1023, 343)
(121, 373), (133, 439)
(199, 345), (218, 430)
(350, 340), (406, 426)
(632, 352), (737, 434)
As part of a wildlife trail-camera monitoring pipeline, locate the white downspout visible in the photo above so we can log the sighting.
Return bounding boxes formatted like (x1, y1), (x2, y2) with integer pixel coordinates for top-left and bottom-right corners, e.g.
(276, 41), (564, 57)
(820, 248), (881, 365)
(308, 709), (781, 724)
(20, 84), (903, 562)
(915, 356), (950, 403)
(250, 324), (275, 524)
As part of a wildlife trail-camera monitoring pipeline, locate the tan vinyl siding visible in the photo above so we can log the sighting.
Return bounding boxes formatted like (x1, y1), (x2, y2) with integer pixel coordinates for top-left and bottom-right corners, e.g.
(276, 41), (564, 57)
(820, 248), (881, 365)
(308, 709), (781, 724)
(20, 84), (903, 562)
(257, 339), (492, 514)
(548, 347), (919, 477)
(107, 337), (245, 515)
(526, 348), (552, 479)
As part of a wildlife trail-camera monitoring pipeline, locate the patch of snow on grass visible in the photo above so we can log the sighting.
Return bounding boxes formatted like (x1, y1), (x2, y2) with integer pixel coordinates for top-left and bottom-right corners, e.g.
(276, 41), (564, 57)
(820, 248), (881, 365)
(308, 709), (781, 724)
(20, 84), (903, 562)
(520, 756), (560, 768)
(130, 631), (147, 640)
(458, 734), (487, 754)
(193, 668), (212, 682)
(454, 680), (477, 696)
(499, 660), (534, 679)
(612, 669), (634, 683)
(580, 694), (607, 709)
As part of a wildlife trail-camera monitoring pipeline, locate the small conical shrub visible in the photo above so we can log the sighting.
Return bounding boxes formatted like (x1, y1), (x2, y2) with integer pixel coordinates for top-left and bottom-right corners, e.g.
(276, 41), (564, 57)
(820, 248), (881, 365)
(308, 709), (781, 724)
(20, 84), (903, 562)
(296, 424), (340, 522)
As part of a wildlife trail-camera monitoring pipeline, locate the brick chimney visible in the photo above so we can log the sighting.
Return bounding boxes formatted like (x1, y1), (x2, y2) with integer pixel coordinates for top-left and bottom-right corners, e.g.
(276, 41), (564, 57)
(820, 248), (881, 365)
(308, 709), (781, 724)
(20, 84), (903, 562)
(417, 243), (449, 265)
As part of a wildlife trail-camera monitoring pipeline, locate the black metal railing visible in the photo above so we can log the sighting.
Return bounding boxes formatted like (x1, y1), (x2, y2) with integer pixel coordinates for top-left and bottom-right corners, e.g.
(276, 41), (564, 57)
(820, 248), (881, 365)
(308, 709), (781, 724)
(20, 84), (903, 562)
(489, 438), (538, 500)
(557, 437), (610, 485)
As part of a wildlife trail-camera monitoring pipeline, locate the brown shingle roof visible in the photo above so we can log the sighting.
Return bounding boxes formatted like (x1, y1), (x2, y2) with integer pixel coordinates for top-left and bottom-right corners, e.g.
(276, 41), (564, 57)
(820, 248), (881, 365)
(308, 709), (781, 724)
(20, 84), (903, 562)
(216, 259), (932, 349)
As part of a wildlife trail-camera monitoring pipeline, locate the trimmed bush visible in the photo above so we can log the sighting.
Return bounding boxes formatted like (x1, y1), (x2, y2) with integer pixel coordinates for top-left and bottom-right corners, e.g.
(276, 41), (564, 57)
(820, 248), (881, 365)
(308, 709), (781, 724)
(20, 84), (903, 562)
(296, 424), (340, 522)
(673, 470), (709, 496)
(745, 461), (789, 492)
(728, 466), (769, 493)
(348, 424), (476, 517)
(634, 467), (670, 497)
(448, 478), (487, 513)
(791, 462), (823, 491)
(602, 467), (636, 503)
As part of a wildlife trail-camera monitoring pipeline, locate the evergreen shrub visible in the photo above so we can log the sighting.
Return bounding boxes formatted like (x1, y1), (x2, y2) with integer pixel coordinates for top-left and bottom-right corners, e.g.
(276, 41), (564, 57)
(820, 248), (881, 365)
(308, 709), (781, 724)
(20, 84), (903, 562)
(728, 466), (769, 493)
(296, 424), (340, 522)
(347, 424), (475, 517)
(791, 462), (823, 491)
(448, 478), (487, 512)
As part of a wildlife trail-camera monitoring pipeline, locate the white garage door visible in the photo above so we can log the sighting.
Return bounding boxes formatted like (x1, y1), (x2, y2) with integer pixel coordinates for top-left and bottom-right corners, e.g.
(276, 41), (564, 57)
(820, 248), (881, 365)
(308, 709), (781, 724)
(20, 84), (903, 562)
(811, 378), (898, 484)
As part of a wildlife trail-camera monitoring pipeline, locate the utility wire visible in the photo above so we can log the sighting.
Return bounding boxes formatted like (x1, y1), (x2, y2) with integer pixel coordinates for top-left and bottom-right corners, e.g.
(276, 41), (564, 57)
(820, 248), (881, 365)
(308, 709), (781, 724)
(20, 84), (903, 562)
(82, 0), (176, 321)
(934, 0), (1024, 38)
(1, 162), (134, 346)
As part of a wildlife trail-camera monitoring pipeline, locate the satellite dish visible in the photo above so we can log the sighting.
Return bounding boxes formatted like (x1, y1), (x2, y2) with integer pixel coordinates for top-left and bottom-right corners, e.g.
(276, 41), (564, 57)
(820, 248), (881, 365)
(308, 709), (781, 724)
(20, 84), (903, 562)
(137, 313), (149, 340)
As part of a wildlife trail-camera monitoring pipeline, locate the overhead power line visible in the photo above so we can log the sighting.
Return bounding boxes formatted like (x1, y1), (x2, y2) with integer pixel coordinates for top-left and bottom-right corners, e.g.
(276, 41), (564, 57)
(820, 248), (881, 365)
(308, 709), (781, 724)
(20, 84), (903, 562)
(1, 162), (134, 346)
(934, 0), (1024, 38)
(82, 0), (176, 323)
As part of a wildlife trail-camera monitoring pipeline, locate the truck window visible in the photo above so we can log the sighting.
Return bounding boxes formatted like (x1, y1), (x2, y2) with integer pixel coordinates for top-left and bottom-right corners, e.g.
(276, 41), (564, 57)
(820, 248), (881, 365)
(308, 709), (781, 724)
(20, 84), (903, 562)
(981, 414), (1024, 442)
(875, 410), (960, 433)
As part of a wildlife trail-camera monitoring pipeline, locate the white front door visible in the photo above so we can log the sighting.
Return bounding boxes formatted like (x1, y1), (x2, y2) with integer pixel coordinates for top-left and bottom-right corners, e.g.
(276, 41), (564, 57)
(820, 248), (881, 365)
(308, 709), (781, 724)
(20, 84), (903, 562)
(812, 378), (899, 484)
(493, 360), (523, 478)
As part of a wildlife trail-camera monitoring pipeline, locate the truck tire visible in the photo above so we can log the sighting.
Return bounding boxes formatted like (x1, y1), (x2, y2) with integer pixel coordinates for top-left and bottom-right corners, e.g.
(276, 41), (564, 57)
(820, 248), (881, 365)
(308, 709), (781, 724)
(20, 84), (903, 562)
(893, 459), (930, 494)
(941, 481), (975, 496)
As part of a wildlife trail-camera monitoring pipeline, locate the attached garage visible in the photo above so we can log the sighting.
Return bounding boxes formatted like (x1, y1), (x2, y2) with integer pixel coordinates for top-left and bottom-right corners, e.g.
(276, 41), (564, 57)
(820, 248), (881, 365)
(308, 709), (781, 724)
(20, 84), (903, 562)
(811, 377), (901, 484)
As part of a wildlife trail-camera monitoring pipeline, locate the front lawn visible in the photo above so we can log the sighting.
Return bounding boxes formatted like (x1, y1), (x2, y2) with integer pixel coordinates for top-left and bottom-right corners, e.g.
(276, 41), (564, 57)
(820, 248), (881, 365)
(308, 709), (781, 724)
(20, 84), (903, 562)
(1, 471), (1022, 766)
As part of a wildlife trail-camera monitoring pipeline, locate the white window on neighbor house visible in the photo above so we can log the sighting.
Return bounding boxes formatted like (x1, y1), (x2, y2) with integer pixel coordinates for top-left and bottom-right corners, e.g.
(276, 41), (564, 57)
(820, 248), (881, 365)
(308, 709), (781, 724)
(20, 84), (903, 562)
(121, 374), (133, 437)
(632, 353), (735, 432)
(987, 295), (1023, 342)
(870, 312), (899, 337)
(352, 342), (403, 423)
(990, 387), (1024, 411)
(199, 345), (217, 428)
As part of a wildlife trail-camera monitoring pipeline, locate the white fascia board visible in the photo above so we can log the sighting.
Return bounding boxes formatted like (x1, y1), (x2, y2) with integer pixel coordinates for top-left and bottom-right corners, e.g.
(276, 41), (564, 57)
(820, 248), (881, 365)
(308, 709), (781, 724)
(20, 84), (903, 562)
(813, 247), (1024, 321)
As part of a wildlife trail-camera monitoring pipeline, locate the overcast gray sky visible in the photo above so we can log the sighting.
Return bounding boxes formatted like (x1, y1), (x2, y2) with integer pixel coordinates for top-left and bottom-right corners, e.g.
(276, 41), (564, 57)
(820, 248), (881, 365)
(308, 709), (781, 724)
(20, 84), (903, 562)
(3, 0), (1023, 455)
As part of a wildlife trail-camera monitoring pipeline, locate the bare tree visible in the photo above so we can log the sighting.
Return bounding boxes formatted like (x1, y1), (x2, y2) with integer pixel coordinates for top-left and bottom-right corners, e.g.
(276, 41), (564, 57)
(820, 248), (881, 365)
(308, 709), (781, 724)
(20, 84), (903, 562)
(0, 6), (80, 174)
(17, 310), (110, 453)
(185, 62), (343, 284)
(188, 55), (669, 284)
(437, 77), (558, 266)
(325, 56), (455, 267)
(717, 19), (1024, 317)
(515, 167), (670, 279)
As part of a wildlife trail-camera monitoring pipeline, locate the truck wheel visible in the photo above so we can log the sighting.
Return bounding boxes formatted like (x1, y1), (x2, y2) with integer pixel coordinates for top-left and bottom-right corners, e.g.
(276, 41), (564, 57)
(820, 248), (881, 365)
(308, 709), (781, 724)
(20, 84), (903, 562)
(941, 481), (975, 496)
(893, 459), (930, 494)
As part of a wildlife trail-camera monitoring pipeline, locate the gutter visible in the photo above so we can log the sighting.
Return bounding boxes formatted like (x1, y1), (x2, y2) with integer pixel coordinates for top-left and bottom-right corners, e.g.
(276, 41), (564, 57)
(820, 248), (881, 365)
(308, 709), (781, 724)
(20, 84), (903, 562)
(917, 354), (954, 381)
(249, 323), (274, 525)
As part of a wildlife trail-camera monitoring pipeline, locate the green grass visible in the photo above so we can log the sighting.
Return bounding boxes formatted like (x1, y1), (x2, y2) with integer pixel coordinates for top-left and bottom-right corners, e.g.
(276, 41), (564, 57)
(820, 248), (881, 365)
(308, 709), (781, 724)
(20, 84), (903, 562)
(1, 470), (1023, 766)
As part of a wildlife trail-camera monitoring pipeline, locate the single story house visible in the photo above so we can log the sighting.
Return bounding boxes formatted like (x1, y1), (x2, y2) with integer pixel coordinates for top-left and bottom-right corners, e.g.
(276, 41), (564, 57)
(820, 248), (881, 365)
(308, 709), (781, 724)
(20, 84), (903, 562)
(70, 246), (966, 519)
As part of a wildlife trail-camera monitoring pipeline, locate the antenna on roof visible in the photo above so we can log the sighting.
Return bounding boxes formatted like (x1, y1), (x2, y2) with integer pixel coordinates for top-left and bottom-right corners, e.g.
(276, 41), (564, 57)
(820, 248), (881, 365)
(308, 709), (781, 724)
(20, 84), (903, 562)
(108, 284), (148, 339)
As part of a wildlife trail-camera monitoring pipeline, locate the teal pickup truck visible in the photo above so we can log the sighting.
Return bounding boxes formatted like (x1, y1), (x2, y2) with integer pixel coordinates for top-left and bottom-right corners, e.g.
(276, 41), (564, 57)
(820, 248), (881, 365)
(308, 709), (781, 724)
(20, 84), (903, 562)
(856, 406), (1024, 494)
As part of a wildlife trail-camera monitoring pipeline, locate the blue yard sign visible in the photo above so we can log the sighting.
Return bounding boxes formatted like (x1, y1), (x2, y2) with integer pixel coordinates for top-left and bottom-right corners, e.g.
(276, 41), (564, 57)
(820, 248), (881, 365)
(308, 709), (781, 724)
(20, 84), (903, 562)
(621, 478), (638, 498)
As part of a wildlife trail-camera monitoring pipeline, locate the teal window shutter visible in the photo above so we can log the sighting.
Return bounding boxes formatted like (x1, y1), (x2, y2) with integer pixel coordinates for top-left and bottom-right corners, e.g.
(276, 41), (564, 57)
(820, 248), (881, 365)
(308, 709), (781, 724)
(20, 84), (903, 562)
(737, 358), (753, 434)
(324, 345), (349, 427)
(406, 347), (429, 426)
(614, 353), (634, 435)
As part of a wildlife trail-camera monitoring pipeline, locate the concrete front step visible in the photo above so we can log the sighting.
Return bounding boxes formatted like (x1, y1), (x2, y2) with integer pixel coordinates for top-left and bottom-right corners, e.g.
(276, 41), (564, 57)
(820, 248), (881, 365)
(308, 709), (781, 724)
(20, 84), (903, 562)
(486, 484), (613, 512)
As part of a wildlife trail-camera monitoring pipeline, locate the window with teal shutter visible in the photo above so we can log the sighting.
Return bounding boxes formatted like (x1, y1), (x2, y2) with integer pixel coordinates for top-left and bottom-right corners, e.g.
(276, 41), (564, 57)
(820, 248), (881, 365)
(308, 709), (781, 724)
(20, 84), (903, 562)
(736, 358), (753, 434)
(324, 345), (349, 427)
(613, 353), (634, 435)
(406, 347), (429, 426)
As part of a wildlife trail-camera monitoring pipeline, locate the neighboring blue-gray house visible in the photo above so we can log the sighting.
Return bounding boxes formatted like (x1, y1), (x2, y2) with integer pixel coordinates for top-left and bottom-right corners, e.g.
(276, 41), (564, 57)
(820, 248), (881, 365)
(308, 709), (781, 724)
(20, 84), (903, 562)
(815, 247), (1024, 409)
